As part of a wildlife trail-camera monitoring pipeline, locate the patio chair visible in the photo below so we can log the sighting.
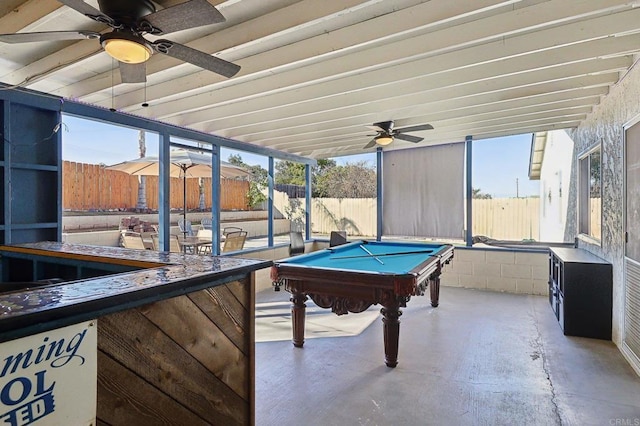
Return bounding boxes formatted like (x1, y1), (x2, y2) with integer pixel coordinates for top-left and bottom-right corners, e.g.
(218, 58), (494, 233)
(151, 234), (182, 253)
(200, 217), (213, 230)
(197, 229), (212, 238)
(222, 231), (247, 252)
(329, 230), (348, 247)
(223, 226), (243, 236)
(140, 231), (156, 250)
(178, 218), (195, 236)
(151, 234), (160, 251)
(122, 234), (146, 250)
(289, 231), (305, 256)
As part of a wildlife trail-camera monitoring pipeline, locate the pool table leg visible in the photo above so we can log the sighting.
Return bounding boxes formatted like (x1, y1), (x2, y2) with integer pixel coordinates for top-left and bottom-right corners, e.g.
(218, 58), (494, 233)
(381, 301), (403, 368)
(430, 276), (440, 307)
(291, 292), (308, 348)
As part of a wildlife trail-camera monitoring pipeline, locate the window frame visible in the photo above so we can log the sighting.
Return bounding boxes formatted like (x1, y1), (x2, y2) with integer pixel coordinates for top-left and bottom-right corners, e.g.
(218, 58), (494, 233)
(577, 142), (602, 243)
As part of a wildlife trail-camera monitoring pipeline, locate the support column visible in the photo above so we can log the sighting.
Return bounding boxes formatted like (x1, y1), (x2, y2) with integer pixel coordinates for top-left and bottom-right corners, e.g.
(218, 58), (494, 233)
(376, 147), (383, 241)
(211, 145), (221, 255)
(305, 164), (311, 240)
(465, 135), (473, 247)
(268, 157), (274, 247)
(158, 132), (171, 252)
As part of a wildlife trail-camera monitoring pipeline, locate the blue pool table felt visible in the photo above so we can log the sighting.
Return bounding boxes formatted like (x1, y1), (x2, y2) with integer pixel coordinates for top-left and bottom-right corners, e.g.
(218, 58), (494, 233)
(282, 240), (447, 275)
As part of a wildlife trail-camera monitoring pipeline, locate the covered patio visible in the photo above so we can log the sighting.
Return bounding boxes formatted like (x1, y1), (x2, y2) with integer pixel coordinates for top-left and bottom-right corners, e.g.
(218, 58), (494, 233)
(2, 1), (640, 424)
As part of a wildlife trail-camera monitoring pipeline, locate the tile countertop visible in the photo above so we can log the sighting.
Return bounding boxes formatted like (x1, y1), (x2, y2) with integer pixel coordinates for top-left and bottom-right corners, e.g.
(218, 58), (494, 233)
(0, 241), (273, 342)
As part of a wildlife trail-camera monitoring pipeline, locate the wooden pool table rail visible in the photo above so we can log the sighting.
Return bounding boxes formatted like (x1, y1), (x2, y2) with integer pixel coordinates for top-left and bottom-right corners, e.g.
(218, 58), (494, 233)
(271, 242), (453, 368)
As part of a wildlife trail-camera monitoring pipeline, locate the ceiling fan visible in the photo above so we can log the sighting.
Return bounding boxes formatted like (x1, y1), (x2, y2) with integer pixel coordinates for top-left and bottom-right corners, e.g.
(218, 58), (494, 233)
(363, 120), (434, 149)
(0, 0), (240, 83)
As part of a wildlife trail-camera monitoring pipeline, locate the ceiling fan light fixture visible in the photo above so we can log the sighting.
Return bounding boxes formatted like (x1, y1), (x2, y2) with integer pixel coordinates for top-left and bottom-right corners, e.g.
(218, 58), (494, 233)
(375, 135), (394, 146)
(101, 32), (152, 64)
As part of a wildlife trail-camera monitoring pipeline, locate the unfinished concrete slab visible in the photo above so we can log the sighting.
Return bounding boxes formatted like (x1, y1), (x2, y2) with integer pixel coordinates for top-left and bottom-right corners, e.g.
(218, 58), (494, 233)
(255, 287), (640, 425)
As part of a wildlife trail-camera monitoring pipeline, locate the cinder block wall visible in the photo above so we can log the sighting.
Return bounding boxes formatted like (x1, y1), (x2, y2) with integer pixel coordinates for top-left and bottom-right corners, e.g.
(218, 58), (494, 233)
(441, 247), (549, 296)
(247, 243), (550, 296)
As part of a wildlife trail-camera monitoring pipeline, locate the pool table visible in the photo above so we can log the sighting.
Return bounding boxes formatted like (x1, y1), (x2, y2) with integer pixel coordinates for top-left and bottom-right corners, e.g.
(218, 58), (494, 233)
(270, 240), (454, 367)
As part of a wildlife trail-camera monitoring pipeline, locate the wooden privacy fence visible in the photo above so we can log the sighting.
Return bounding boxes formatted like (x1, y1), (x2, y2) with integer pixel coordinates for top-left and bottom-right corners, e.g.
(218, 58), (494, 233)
(472, 197), (540, 240)
(311, 198), (377, 236)
(274, 191), (541, 240)
(63, 161), (250, 211)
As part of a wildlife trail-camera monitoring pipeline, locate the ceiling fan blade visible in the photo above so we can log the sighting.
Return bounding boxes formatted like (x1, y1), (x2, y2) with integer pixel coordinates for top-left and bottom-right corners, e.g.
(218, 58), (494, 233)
(363, 139), (377, 149)
(119, 62), (146, 83)
(0, 30), (100, 43)
(142, 0), (225, 35)
(153, 39), (240, 78)
(58, 0), (113, 24)
(395, 124), (434, 133)
(366, 125), (385, 132)
(394, 133), (424, 143)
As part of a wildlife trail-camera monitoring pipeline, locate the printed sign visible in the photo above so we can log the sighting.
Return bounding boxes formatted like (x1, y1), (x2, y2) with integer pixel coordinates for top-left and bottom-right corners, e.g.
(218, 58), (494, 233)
(0, 320), (97, 426)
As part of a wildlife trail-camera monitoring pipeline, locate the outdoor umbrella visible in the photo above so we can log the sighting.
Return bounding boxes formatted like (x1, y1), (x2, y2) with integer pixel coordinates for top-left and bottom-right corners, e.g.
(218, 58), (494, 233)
(106, 148), (250, 236)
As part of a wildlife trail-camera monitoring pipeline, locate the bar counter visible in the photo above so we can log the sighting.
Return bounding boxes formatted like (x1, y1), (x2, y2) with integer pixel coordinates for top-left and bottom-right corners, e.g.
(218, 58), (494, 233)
(0, 242), (272, 426)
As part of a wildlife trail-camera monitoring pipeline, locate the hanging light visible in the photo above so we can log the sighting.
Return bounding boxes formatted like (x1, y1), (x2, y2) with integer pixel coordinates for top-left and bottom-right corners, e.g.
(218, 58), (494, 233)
(375, 135), (394, 146)
(101, 31), (152, 64)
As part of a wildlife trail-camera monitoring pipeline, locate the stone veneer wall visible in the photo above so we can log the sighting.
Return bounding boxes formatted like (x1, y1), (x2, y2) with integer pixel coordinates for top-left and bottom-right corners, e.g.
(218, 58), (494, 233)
(566, 61), (640, 352)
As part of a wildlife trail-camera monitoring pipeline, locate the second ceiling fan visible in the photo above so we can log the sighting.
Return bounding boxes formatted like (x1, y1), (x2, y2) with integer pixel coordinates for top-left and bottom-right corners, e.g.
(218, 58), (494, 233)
(363, 121), (434, 149)
(0, 0), (240, 83)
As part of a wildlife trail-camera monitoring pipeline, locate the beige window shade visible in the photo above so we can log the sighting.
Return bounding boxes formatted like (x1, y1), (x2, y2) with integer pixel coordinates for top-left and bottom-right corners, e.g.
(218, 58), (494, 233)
(382, 143), (465, 239)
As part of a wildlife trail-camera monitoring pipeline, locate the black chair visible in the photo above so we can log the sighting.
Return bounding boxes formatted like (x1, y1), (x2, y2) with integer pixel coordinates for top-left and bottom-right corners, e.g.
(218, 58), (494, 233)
(289, 231), (305, 256)
(329, 230), (348, 247)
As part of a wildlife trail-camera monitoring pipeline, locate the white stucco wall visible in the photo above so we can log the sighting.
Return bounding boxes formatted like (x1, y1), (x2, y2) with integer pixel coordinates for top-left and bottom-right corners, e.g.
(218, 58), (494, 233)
(567, 58), (640, 371)
(539, 130), (574, 242)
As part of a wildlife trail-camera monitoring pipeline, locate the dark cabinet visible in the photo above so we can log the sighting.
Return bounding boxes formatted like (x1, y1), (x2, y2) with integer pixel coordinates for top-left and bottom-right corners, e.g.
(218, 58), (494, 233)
(549, 247), (612, 340)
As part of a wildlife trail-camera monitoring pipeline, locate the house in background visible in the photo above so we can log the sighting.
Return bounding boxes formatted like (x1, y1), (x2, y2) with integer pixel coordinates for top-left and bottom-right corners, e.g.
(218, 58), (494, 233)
(529, 130), (575, 243)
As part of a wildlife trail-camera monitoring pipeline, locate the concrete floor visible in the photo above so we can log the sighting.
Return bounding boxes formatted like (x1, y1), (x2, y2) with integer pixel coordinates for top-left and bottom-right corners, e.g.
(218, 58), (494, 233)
(255, 286), (640, 426)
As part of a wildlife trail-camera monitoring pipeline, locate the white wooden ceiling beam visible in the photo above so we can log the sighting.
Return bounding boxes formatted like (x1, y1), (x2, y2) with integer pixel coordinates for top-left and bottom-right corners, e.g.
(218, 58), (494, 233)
(0, 0), (62, 34)
(190, 65), (620, 139)
(232, 97), (598, 146)
(260, 82), (610, 152)
(91, 0), (557, 112)
(193, 53), (629, 138)
(6, 0), (297, 89)
(241, 103), (594, 148)
(113, 0), (637, 119)
(304, 121), (582, 158)
(57, 0), (440, 100)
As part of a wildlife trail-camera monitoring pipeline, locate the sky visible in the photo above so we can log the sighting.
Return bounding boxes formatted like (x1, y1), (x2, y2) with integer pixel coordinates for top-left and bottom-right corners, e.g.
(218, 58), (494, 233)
(472, 134), (539, 198)
(61, 115), (539, 198)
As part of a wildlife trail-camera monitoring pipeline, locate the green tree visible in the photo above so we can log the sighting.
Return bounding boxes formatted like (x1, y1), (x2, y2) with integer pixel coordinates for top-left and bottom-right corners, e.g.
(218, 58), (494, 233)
(228, 154), (268, 208)
(316, 161), (376, 198)
(272, 158), (377, 198)
(275, 159), (338, 197)
(274, 161), (306, 185)
(472, 188), (492, 199)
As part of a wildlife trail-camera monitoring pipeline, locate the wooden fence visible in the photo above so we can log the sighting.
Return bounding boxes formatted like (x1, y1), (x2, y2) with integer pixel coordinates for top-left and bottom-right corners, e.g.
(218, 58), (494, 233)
(63, 161), (250, 211)
(472, 198), (540, 240)
(274, 191), (541, 240)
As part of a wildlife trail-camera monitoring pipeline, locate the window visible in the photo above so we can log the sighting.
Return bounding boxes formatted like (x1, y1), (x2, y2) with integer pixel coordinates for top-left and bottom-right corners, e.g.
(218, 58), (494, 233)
(471, 134), (540, 241)
(578, 145), (601, 241)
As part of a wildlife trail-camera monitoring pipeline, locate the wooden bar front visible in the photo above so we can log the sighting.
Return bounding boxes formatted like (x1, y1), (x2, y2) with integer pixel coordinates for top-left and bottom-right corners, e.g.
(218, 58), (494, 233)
(0, 242), (272, 425)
